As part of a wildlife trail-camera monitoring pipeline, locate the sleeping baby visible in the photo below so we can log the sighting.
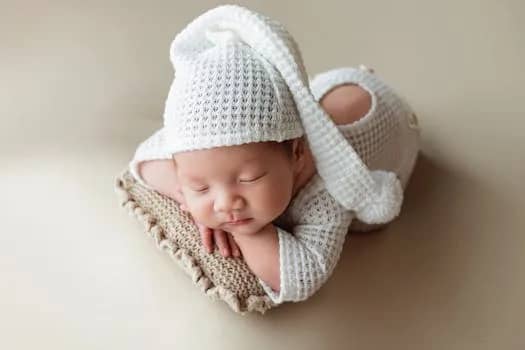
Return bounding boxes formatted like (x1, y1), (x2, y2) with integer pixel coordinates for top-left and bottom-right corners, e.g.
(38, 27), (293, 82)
(128, 5), (420, 304)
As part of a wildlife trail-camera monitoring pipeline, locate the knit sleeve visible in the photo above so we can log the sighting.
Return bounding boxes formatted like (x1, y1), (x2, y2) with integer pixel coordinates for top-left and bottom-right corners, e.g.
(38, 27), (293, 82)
(257, 185), (354, 304)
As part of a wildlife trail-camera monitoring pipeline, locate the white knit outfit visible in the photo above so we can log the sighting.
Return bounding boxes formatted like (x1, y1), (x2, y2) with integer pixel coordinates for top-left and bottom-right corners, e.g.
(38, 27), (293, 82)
(257, 67), (421, 303)
(127, 5), (421, 304)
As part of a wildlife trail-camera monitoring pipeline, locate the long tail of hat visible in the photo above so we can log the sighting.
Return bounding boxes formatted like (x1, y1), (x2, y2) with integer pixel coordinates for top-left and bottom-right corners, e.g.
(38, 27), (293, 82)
(169, 5), (403, 224)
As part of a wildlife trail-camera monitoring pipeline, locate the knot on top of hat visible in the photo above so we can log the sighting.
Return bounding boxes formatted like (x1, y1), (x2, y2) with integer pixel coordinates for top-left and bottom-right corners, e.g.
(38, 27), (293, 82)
(205, 22), (242, 46)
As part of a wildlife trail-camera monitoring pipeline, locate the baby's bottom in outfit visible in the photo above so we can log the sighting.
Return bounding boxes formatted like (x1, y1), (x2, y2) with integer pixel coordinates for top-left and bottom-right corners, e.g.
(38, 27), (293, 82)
(313, 66), (421, 232)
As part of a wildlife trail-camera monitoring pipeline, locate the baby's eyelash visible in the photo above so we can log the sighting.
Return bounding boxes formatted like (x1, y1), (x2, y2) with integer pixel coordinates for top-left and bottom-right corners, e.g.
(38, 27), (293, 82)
(239, 173), (267, 183)
(192, 187), (208, 193)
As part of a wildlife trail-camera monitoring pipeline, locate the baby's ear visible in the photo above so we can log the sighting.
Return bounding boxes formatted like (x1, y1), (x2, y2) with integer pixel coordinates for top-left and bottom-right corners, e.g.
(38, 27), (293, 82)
(291, 137), (306, 162)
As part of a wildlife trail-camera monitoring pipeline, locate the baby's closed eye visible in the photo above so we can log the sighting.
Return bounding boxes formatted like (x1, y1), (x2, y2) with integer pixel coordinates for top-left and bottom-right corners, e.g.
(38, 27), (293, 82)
(187, 174), (266, 192)
(239, 172), (267, 183)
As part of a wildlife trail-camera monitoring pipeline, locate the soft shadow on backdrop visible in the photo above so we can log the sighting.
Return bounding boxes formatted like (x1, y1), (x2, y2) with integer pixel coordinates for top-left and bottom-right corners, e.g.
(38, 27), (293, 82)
(1, 0), (524, 349)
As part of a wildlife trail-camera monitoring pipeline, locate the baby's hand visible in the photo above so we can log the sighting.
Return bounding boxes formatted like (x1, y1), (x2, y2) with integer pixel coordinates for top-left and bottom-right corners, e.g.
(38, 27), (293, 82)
(196, 223), (242, 259)
(179, 205), (241, 258)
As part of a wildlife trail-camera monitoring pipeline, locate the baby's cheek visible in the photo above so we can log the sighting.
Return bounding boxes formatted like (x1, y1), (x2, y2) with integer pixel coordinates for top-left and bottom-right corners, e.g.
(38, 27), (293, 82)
(186, 198), (214, 225)
(186, 198), (203, 215)
(256, 185), (291, 218)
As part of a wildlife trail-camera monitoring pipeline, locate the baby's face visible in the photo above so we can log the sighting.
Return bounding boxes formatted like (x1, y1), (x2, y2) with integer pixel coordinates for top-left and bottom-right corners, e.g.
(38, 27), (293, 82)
(173, 141), (299, 236)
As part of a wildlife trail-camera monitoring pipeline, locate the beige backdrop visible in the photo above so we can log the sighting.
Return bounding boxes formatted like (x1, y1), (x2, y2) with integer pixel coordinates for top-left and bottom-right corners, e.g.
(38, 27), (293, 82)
(1, 0), (524, 349)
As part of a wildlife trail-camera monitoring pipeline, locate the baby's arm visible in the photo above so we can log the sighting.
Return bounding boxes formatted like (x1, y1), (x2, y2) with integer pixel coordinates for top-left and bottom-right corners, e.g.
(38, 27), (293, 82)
(232, 224), (281, 291)
(233, 183), (354, 304)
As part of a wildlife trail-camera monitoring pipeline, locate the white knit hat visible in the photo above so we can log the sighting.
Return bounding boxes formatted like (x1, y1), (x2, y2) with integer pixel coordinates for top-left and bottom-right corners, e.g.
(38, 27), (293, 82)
(129, 4), (404, 225)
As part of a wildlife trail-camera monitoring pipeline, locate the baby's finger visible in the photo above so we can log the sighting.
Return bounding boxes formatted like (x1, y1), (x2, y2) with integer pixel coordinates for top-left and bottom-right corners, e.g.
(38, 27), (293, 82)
(227, 233), (241, 258)
(197, 224), (214, 254)
(214, 229), (231, 258)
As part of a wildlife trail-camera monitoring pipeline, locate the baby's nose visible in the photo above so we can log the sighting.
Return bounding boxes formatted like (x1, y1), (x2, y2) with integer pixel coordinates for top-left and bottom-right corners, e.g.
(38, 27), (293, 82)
(213, 192), (245, 213)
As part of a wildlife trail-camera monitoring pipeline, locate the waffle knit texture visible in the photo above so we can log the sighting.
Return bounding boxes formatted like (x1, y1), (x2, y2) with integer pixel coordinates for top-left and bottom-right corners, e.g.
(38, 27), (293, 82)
(129, 4), (406, 225)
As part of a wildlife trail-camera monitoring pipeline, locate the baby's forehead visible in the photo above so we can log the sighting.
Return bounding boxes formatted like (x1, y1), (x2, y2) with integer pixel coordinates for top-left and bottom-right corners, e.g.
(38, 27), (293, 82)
(172, 141), (283, 166)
